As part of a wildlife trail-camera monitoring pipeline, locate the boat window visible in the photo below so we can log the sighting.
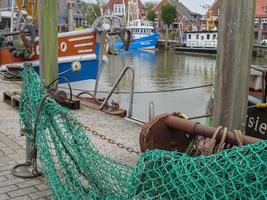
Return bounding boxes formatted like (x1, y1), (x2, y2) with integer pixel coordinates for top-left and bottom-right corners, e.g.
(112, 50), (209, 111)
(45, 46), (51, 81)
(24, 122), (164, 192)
(201, 36), (204, 40)
(207, 34), (210, 40)
(213, 34), (217, 40)
(188, 34), (191, 39)
(196, 34), (199, 39)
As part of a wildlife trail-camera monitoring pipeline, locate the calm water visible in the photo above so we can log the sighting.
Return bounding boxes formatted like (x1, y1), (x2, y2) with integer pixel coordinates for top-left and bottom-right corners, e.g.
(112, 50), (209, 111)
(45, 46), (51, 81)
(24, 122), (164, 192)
(94, 50), (267, 122)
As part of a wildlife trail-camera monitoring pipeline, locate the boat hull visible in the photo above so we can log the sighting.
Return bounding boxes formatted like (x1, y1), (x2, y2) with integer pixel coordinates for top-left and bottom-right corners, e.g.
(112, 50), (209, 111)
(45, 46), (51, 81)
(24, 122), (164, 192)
(0, 29), (106, 83)
(116, 33), (159, 50)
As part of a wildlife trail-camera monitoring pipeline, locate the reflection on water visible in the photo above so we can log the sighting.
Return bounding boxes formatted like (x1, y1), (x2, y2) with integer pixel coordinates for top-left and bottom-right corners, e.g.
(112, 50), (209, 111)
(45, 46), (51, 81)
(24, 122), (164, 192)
(96, 50), (267, 121)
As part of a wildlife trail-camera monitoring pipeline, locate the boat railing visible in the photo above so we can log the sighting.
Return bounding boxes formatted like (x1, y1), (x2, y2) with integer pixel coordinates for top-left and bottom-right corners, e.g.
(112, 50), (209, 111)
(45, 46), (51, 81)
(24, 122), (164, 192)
(251, 65), (267, 103)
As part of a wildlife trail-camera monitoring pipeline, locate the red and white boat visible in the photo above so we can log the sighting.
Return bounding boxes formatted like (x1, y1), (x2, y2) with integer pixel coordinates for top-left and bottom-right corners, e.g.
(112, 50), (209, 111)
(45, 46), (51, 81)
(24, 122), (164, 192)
(0, 28), (107, 83)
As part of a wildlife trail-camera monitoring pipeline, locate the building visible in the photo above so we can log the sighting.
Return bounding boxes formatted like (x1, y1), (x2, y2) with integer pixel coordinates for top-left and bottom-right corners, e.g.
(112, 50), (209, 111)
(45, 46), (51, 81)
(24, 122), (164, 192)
(0, 0), (88, 32)
(209, 0), (267, 39)
(152, 0), (201, 32)
(102, 0), (146, 20)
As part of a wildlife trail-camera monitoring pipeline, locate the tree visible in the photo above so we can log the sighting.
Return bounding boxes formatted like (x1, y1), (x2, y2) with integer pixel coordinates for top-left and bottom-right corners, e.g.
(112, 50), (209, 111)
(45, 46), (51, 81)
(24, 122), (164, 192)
(86, 4), (101, 25)
(160, 3), (177, 48)
(147, 10), (156, 22)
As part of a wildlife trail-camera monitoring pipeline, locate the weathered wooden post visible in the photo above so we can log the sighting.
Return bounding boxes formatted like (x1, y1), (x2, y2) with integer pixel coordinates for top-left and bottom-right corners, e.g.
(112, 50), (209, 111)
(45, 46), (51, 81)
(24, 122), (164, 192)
(213, 0), (256, 130)
(38, 0), (58, 86)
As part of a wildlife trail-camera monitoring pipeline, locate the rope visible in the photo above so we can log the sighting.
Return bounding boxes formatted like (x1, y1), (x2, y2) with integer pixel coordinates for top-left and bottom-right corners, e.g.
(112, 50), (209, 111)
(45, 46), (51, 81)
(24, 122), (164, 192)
(217, 127), (228, 152)
(233, 130), (244, 146)
(59, 83), (213, 94)
(208, 126), (223, 155)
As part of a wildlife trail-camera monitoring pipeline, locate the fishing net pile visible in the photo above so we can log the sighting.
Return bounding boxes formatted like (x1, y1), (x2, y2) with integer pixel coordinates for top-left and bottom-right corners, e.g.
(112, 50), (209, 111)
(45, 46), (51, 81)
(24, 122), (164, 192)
(19, 66), (267, 199)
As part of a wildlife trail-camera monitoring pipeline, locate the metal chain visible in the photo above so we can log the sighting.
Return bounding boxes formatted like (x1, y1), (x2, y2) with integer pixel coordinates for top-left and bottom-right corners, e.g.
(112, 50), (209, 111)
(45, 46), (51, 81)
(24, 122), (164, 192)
(84, 124), (142, 156)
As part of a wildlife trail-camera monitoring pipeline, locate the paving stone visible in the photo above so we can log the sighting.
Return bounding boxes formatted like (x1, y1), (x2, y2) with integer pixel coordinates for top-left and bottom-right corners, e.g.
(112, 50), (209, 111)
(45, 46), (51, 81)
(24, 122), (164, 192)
(34, 183), (48, 191)
(0, 169), (11, 177)
(0, 185), (18, 194)
(9, 195), (32, 200)
(0, 177), (25, 187)
(0, 194), (9, 200)
(8, 187), (37, 198)
(28, 190), (50, 200)
(16, 179), (43, 189)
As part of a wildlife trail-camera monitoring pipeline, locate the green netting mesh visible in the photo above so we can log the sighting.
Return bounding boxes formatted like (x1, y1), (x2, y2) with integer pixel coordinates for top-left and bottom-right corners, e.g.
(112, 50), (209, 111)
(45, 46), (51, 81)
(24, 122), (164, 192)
(19, 66), (267, 199)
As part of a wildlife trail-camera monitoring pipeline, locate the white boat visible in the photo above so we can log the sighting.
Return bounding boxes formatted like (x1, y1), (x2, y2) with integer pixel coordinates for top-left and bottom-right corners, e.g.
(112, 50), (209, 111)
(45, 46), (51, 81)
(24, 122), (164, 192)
(176, 31), (218, 54)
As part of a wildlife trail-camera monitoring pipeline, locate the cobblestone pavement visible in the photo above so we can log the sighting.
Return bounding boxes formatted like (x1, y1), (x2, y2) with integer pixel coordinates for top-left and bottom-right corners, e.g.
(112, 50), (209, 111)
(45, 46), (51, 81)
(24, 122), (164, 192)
(0, 131), (51, 200)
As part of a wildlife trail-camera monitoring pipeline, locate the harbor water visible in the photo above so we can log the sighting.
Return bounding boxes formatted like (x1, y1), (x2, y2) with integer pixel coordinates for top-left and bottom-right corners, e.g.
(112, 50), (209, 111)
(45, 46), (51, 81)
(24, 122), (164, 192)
(76, 50), (266, 122)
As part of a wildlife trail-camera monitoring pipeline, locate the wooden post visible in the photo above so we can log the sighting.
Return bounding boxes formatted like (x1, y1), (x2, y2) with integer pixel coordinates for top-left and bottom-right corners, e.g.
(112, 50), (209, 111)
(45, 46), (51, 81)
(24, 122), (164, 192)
(38, 0), (58, 86)
(213, 0), (256, 130)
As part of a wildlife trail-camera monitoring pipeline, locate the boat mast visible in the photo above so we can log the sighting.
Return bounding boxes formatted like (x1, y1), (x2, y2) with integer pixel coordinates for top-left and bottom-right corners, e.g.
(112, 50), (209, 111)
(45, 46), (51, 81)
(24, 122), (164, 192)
(10, 0), (15, 31)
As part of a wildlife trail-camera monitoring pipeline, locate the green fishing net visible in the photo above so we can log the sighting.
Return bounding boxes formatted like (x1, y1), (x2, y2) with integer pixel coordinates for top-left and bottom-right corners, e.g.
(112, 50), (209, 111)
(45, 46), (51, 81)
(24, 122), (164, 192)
(19, 66), (267, 199)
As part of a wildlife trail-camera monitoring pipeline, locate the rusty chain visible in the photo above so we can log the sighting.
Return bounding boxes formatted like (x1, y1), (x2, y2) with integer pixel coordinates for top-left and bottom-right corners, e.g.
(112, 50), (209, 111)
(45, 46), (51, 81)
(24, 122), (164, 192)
(84, 126), (142, 156)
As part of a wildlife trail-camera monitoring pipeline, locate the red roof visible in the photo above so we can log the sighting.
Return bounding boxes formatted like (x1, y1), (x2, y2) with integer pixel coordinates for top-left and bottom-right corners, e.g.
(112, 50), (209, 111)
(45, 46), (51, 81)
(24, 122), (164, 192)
(256, 0), (267, 17)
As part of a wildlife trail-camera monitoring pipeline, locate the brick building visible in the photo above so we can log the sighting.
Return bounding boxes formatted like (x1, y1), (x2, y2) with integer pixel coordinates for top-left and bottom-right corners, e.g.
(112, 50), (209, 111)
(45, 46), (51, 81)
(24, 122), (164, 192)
(210, 0), (267, 39)
(152, 0), (201, 32)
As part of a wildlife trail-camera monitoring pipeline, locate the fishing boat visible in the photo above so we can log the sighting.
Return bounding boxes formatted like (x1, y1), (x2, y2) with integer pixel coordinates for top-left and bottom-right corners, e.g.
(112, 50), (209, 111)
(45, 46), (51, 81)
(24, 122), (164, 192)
(0, 28), (108, 83)
(115, 0), (159, 50)
(116, 19), (160, 50)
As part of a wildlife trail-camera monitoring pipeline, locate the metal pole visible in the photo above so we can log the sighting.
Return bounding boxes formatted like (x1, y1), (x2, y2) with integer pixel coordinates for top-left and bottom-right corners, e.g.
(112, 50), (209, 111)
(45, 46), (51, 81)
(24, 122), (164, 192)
(165, 116), (261, 146)
(94, 31), (106, 96)
(67, 0), (74, 31)
(128, 67), (135, 118)
(213, 0), (256, 130)
(10, 0), (15, 32)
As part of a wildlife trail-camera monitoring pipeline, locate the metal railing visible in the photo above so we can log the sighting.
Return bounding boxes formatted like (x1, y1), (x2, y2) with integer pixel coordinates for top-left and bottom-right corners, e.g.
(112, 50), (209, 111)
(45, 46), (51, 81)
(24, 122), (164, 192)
(100, 66), (135, 118)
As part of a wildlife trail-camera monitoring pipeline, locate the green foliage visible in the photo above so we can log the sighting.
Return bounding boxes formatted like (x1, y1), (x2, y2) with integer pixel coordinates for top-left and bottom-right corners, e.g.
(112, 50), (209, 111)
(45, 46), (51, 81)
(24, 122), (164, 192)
(86, 4), (101, 25)
(145, 2), (156, 10)
(147, 10), (156, 22)
(169, 31), (177, 40)
(160, 3), (177, 26)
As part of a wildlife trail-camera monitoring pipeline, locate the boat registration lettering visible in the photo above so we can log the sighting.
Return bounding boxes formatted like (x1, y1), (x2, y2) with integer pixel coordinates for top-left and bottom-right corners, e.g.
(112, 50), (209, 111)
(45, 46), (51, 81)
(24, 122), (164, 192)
(35, 42), (68, 56)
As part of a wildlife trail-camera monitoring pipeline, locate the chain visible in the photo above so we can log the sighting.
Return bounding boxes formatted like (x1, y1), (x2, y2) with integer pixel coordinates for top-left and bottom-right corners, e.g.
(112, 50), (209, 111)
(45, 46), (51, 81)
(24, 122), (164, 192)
(84, 124), (142, 156)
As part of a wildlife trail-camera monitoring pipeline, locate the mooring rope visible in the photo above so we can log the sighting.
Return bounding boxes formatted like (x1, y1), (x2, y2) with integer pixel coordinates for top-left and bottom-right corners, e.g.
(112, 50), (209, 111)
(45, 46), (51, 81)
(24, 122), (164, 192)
(59, 83), (213, 94)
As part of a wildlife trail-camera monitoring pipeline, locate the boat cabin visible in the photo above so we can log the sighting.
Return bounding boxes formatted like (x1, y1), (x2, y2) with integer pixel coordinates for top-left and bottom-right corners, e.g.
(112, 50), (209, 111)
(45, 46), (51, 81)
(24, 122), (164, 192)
(128, 19), (155, 38)
(185, 31), (218, 48)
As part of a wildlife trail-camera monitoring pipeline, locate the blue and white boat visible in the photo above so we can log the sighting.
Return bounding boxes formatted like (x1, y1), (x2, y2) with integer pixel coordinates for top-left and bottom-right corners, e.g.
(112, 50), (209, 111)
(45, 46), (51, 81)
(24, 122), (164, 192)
(116, 20), (160, 50)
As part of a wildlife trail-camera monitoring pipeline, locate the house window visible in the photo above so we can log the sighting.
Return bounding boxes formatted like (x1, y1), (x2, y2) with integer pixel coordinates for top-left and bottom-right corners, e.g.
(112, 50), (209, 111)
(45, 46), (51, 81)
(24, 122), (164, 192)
(201, 36), (204, 40)
(264, 6), (267, 12)
(213, 34), (216, 40)
(207, 34), (210, 40)
(196, 34), (199, 39)
(188, 34), (191, 39)
(255, 18), (259, 24)
(8, 0), (12, 6)
(262, 18), (267, 24)
(113, 4), (125, 13)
